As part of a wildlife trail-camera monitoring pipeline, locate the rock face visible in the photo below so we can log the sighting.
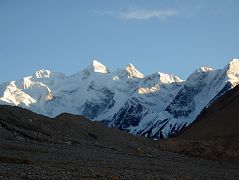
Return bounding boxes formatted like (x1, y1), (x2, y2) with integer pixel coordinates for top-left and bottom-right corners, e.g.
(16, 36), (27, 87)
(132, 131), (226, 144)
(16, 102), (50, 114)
(1, 59), (239, 139)
(179, 84), (239, 140)
(160, 84), (239, 162)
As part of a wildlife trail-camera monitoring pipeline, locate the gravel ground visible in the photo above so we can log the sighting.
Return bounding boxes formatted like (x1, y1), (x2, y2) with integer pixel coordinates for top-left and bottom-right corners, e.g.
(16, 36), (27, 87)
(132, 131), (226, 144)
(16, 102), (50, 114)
(0, 139), (239, 180)
(0, 105), (238, 179)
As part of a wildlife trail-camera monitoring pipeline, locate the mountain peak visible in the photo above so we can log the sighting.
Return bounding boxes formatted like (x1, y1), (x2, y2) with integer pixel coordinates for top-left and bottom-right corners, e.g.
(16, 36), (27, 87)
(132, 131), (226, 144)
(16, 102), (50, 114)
(124, 63), (144, 78)
(125, 63), (134, 68)
(227, 58), (239, 72)
(196, 66), (214, 73)
(229, 58), (239, 64)
(35, 69), (51, 78)
(89, 60), (109, 73)
(225, 59), (239, 86)
(157, 72), (183, 83)
(186, 66), (214, 82)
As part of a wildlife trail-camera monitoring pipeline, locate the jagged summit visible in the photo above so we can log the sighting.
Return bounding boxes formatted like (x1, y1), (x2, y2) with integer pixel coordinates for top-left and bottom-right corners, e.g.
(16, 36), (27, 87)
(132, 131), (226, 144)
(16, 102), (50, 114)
(89, 60), (109, 73)
(186, 66), (215, 82)
(79, 60), (109, 79)
(35, 69), (51, 78)
(124, 63), (144, 78)
(142, 72), (183, 86)
(157, 72), (183, 84)
(227, 58), (239, 73)
(229, 58), (239, 63)
(195, 66), (214, 73)
(34, 69), (66, 80)
(224, 59), (239, 86)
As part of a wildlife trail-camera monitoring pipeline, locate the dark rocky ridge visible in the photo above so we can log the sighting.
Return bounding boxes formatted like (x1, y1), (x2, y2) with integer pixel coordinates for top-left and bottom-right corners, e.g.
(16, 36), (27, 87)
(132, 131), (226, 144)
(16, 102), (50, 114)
(0, 105), (239, 179)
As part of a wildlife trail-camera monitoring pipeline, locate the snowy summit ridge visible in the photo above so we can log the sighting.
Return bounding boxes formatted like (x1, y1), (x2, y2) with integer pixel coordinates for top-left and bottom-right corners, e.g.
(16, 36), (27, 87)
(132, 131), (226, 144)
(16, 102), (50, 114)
(124, 63), (144, 78)
(35, 69), (51, 78)
(89, 60), (109, 73)
(0, 58), (239, 139)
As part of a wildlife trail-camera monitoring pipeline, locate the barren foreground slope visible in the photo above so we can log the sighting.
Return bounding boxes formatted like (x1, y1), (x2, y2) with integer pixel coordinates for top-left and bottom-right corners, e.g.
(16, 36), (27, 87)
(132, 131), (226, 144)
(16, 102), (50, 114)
(0, 105), (238, 179)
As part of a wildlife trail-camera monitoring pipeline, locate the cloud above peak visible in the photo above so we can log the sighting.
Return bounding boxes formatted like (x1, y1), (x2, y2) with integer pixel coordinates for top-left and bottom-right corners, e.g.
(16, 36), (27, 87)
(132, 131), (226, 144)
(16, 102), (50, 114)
(120, 9), (178, 21)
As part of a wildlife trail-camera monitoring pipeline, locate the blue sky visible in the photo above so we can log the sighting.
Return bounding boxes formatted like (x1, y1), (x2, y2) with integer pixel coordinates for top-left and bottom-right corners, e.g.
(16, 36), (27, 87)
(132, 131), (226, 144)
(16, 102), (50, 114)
(0, 0), (239, 82)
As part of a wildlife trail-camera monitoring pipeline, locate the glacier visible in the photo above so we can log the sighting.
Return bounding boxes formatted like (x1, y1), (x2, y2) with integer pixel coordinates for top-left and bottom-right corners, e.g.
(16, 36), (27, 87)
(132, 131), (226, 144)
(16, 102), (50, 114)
(1, 59), (239, 139)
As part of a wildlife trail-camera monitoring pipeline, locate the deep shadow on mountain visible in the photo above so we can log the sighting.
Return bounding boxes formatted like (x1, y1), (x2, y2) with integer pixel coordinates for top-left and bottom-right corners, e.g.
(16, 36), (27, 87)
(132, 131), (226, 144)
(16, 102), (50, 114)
(160, 85), (239, 162)
(0, 105), (238, 179)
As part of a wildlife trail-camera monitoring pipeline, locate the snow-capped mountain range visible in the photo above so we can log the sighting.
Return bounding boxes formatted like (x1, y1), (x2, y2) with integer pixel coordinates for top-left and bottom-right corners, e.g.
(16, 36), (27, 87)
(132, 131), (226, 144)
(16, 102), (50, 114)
(1, 59), (239, 139)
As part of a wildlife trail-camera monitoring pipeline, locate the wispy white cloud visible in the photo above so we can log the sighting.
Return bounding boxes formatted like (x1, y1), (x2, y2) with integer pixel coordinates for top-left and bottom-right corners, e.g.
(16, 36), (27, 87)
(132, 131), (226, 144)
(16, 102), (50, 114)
(120, 9), (178, 21)
(93, 10), (113, 16)
(93, 9), (178, 21)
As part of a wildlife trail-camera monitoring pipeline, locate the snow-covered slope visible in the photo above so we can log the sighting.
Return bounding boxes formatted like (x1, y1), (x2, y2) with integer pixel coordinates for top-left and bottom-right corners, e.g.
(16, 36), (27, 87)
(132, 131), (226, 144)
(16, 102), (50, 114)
(1, 59), (239, 139)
